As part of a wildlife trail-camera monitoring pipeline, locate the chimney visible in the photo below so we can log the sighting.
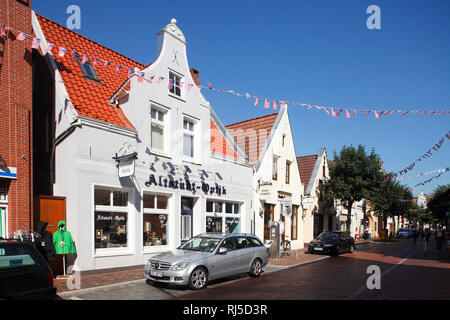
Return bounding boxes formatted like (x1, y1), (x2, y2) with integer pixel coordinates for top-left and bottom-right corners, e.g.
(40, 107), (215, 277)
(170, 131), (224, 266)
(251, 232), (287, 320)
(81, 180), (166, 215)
(190, 68), (200, 86)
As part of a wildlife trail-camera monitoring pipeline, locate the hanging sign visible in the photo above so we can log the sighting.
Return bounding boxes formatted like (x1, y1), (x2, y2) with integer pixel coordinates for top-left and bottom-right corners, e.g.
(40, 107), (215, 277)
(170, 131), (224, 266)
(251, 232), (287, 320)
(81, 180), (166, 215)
(118, 159), (135, 178)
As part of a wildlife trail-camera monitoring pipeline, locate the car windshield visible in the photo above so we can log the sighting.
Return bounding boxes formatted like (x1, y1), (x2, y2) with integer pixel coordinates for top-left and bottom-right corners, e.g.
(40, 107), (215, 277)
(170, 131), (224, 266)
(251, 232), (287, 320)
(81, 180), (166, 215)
(317, 232), (339, 240)
(178, 237), (221, 252)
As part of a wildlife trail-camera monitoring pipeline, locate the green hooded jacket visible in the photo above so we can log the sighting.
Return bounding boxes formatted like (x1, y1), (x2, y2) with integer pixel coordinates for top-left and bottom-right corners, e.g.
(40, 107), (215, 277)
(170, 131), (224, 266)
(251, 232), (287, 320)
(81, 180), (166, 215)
(53, 221), (76, 254)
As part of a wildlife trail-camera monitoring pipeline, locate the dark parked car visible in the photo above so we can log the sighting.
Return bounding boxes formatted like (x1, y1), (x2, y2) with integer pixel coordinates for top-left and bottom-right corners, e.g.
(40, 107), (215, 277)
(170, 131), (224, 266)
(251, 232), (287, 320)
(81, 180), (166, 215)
(308, 231), (355, 256)
(0, 240), (56, 300)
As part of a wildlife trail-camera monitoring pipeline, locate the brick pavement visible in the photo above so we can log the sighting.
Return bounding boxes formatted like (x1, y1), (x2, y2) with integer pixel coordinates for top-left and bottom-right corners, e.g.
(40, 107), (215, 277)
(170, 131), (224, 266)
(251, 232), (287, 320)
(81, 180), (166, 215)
(54, 239), (373, 293)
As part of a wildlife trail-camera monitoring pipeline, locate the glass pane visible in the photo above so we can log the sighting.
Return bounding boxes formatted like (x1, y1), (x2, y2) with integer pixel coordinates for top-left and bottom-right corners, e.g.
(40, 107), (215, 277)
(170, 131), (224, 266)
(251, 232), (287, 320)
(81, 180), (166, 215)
(151, 124), (164, 150)
(151, 108), (157, 120)
(183, 134), (193, 157)
(157, 196), (168, 210)
(95, 189), (111, 206)
(226, 203), (233, 214)
(206, 201), (213, 213)
(234, 204), (240, 214)
(181, 215), (192, 241)
(214, 202), (223, 213)
(181, 197), (193, 213)
(143, 214), (168, 247)
(0, 245), (37, 270)
(158, 110), (164, 122)
(226, 218), (240, 234)
(95, 212), (128, 249)
(143, 194), (155, 209)
(206, 217), (222, 233)
(113, 191), (128, 207)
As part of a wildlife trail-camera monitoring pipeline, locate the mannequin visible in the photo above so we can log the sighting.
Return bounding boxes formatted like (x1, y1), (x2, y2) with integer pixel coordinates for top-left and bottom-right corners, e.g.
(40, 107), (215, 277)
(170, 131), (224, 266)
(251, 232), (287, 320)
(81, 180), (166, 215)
(53, 221), (76, 276)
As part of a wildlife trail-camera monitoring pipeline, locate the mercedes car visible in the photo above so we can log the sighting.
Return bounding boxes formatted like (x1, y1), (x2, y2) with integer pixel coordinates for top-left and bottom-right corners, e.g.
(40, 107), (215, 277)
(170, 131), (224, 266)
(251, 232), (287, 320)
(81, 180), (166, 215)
(145, 233), (269, 290)
(308, 231), (355, 256)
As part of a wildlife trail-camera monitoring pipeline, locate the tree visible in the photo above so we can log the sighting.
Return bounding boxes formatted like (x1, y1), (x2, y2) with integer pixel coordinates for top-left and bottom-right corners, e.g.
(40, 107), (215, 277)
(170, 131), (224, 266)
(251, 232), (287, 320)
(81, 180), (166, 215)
(431, 183), (450, 199)
(369, 174), (412, 238)
(323, 145), (384, 234)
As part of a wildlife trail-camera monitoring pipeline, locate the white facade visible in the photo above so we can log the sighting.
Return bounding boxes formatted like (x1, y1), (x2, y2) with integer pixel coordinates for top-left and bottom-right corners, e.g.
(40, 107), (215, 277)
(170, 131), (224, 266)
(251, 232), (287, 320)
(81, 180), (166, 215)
(36, 17), (253, 272)
(335, 200), (365, 238)
(252, 109), (304, 249)
(301, 149), (332, 244)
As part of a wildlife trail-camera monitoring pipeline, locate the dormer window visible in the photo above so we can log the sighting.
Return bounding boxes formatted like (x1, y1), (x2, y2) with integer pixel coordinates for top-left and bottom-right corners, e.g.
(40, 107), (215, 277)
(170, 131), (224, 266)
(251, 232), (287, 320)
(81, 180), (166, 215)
(169, 71), (182, 97)
(77, 57), (100, 82)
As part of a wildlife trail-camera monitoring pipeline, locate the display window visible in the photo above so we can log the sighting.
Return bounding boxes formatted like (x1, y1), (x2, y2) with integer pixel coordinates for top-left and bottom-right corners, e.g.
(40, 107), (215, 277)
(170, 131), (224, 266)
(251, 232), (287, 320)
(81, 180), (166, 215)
(143, 193), (169, 247)
(206, 200), (241, 234)
(94, 188), (129, 250)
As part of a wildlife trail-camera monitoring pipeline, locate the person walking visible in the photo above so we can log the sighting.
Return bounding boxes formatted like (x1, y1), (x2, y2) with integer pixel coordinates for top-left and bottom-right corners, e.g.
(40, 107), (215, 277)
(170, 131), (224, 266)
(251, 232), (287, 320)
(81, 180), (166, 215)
(423, 228), (431, 254)
(435, 227), (445, 254)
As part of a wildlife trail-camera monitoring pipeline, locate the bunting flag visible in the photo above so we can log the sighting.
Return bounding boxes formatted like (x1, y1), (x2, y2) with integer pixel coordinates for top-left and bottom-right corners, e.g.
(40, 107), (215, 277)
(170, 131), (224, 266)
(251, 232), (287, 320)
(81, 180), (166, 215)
(45, 43), (54, 54)
(264, 99), (270, 109)
(128, 68), (135, 78)
(93, 58), (100, 67)
(81, 54), (89, 64)
(58, 47), (66, 57)
(168, 79), (174, 90)
(395, 168), (450, 181)
(16, 32), (27, 41)
(179, 81), (183, 89)
(2, 23), (449, 120)
(157, 77), (164, 84)
(31, 37), (41, 49)
(413, 168), (449, 188)
(272, 100), (278, 110)
(187, 83), (193, 92)
(394, 130), (450, 177)
(138, 72), (144, 83)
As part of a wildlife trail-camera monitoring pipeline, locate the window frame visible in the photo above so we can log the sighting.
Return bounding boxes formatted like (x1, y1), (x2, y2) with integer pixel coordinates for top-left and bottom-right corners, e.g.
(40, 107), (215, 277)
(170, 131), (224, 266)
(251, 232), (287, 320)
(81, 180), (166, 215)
(206, 200), (242, 234)
(168, 70), (184, 99)
(77, 57), (100, 82)
(150, 106), (168, 154)
(272, 156), (279, 181)
(142, 192), (170, 249)
(183, 117), (195, 159)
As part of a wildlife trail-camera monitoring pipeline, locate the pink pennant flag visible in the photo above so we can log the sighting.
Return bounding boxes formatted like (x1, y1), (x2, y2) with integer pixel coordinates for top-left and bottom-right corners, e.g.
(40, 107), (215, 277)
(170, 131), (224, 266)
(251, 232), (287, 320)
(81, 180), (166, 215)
(374, 111), (381, 119)
(103, 60), (111, 69)
(208, 82), (213, 89)
(245, 93), (251, 99)
(168, 79), (174, 90)
(148, 75), (155, 83)
(331, 108), (337, 117)
(81, 54), (89, 64)
(138, 72), (144, 83)
(273, 100), (278, 110)
(353, 109), (357, 116)
(93, 58), (100, 67)
(179, 82), (183, 89)
(58, 47), (67, 57)
(115, 65), (123, 74)
(187, 83), (193, 92)
(16, 32), (27, 41)
(128, 68), (135, 78)
(156, 77), (165, 84)
(45, 43), (54, 54)
(254, 97), (259, 107)
(346, 109), (351, 119)
(363, 110), (370, 116)
(236, 93), (242, 97)
(195, 85), (201, 94)
(428, 111), (436, 116)
(401, 111), (409, 116)
(336, 109), (342, 116)
(31, 37), (41, 49)
(264, 99), (270, 109)
(71, 51), (78, 63)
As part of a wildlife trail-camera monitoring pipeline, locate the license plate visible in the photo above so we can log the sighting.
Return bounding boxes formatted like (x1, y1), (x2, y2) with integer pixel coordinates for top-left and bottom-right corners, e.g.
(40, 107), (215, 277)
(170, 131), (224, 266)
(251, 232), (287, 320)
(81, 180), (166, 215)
(314, 247), (323, 251)
(150, 270), (163, 278)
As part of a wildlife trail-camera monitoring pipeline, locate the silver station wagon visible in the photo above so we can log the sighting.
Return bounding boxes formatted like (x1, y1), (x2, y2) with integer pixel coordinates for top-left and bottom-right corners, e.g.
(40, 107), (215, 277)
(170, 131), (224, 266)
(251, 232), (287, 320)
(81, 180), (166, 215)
(145, 233), (269, 290)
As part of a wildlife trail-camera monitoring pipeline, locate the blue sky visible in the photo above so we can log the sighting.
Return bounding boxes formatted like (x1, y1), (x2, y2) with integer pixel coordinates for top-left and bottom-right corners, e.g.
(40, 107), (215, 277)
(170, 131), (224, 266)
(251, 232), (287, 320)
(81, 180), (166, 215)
(32, 0), (450, 196)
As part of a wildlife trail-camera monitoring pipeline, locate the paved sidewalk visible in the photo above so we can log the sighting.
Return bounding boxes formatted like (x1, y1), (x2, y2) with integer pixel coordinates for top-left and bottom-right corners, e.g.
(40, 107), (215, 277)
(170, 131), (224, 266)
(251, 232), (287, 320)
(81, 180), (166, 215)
(55, 239), (373, 294)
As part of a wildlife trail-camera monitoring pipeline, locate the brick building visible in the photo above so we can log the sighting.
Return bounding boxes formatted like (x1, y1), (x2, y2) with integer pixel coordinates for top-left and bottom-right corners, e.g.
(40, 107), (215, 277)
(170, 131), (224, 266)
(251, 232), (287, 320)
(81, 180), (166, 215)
(0, 0), (34, 237)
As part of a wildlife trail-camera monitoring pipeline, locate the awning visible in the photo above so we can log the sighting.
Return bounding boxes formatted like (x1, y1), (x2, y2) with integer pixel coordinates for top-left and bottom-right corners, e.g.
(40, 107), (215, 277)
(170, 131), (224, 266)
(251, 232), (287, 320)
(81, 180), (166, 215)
(0, 166), (17, 180)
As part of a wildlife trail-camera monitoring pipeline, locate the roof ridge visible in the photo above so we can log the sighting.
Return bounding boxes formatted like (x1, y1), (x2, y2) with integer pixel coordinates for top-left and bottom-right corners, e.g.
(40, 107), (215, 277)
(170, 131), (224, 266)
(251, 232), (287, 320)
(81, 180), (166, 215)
(225, 112), (279, 128)
(35, 13), (146, 68)
(297, 154), (317, 160)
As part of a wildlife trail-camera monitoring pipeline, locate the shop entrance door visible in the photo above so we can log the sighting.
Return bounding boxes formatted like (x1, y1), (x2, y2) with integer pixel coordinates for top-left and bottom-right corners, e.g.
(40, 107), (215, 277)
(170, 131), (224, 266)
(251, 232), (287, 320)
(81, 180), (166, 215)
(181, 197), (193, 244)
(264, 204), (274, 241)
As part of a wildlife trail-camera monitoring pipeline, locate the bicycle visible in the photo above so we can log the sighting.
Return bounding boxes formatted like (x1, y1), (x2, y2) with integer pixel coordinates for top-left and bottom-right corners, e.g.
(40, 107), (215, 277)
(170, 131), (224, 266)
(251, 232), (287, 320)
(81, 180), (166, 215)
(281, 236), (291, 257)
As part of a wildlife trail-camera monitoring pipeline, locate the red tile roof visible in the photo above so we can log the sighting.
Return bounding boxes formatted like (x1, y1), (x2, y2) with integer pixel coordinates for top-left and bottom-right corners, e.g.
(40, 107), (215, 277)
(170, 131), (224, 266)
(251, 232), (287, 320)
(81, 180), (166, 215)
(297, 155), (318, 194)
(225, 113), (278, 163)
(210, 120), (238, 159)
(36, 14), (144, 129)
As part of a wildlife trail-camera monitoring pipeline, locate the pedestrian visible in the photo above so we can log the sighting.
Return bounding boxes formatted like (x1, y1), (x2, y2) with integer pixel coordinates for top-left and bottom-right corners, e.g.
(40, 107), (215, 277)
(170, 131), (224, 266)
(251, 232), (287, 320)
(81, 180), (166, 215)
(423, 228), (430, 254)
(435, 227), (445, 254)
(412, 229), (418, 246)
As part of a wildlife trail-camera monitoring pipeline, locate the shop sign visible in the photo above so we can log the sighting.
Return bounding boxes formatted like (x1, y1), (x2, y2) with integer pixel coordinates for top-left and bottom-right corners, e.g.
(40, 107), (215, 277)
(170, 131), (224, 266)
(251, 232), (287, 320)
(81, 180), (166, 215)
(145, 174), (226, 196)
(118, 160), (135, 178)
(302, 198), (314, 206)
(281, 199), (292, 217)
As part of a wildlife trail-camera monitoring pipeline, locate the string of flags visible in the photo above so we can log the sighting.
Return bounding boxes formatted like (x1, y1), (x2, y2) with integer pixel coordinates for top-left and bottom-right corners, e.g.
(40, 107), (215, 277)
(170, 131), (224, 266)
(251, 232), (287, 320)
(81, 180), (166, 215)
(412, 168), (449, 189)
(395, 168), (450, 181)
(394, 131), (450, 177)
(1, 23), (450, 118)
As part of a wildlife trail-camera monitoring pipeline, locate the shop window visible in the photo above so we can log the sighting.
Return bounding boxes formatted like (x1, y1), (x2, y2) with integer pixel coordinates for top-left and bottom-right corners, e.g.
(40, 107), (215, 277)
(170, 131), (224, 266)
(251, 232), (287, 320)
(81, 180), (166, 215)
(206, 217), (223, 233)
(94, 188), (129, 250)
(226, 218), (240, 234)
(206, 201), (241, 234)
(272, 156), (278, 181)
(143, 193), (169, 247)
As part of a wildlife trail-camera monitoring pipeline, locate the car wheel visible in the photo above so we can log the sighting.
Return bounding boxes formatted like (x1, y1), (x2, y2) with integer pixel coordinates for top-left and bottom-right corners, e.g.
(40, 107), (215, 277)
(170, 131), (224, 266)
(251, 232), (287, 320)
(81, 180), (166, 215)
(249, 259), (262, 278)
(189, 267), (208, 290)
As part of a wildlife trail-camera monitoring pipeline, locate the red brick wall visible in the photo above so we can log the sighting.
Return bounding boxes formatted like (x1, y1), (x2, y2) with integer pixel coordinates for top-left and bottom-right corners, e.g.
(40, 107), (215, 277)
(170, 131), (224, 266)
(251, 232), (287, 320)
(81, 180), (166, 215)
(0, 0), (33, 234)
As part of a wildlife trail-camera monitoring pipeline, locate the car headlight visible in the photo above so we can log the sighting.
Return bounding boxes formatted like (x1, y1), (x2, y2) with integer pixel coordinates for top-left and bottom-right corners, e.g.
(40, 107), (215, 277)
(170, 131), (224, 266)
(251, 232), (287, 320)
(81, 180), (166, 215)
(171, 262), (191, 271)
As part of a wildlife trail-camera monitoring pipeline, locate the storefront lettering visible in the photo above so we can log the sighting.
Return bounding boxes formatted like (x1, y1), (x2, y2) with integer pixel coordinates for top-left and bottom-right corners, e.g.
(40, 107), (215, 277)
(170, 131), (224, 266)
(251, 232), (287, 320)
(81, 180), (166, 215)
(96, 214), (125, 222)
(145, 174), (226, 196)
